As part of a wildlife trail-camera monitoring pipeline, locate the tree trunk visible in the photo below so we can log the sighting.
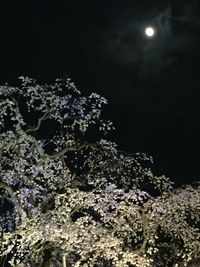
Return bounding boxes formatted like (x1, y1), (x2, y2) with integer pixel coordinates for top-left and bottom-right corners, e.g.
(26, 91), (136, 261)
(42, 249), (51, 267)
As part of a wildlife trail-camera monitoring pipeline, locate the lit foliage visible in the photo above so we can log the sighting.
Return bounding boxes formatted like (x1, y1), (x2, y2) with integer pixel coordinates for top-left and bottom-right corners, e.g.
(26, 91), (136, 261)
(0, 77), (200, 267)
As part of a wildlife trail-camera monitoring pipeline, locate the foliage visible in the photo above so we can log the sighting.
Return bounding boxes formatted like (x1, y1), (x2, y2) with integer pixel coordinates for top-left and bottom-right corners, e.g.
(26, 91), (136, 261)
(0, 77), (200, 267)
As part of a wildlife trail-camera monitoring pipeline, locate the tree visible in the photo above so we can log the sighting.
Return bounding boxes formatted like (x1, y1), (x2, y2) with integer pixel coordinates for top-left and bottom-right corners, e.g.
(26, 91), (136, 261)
(0, 77), (200, 267)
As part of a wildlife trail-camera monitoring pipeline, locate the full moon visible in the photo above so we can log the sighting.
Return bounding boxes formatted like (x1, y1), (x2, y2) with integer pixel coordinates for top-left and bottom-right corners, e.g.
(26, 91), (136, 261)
(145, 27), (155, 37)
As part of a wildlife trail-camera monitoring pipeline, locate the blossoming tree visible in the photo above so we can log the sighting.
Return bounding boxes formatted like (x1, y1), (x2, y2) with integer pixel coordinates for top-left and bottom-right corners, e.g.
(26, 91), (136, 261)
(0, 77), (200, 267)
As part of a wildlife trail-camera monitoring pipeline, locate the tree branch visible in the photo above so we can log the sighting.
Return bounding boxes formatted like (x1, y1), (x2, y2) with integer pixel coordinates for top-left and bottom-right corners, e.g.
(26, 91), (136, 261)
(0, 182), (25, 218)
(62, 253), (67, 267)
(26, 109), (50, 133)
(48, 142), (96, 160)
(139, 208), (149, 254)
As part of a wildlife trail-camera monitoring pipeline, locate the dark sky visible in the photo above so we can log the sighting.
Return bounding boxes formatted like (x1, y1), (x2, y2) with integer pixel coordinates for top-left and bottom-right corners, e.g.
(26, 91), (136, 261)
(1, 0), (200, 184)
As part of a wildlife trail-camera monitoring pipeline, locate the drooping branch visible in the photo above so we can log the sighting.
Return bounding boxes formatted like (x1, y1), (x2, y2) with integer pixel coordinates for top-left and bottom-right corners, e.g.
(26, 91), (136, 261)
(0, 182), (25, 218)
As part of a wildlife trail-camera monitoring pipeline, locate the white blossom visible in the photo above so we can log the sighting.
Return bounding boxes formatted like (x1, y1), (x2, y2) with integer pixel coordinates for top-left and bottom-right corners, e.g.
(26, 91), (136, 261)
(0, 77), (199, 267)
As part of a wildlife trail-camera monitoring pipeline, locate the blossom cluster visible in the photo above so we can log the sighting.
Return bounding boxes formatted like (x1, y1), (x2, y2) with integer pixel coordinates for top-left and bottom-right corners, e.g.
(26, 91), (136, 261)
(0, 78), (199, 267)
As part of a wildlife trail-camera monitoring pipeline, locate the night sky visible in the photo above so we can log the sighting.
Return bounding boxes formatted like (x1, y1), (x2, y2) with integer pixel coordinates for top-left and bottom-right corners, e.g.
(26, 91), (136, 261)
(1, 0), (200, 185)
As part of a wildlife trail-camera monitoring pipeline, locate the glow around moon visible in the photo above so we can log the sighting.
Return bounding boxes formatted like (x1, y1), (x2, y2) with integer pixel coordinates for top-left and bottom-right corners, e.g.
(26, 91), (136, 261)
(145, 27), (155, 37)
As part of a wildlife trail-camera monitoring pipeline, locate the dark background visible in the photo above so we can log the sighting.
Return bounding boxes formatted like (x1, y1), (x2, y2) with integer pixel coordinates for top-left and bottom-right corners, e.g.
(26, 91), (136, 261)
(0, 0), (200, 185)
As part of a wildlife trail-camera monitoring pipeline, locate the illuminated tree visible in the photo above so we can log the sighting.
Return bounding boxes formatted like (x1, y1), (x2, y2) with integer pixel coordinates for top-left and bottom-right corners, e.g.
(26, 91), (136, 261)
(0, 77), (199, 267)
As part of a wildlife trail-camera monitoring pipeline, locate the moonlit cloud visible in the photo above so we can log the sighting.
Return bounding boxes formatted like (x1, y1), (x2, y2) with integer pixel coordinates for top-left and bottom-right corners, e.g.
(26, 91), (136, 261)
(101, 4), (173, 76)
(100, 1), (199, 80)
